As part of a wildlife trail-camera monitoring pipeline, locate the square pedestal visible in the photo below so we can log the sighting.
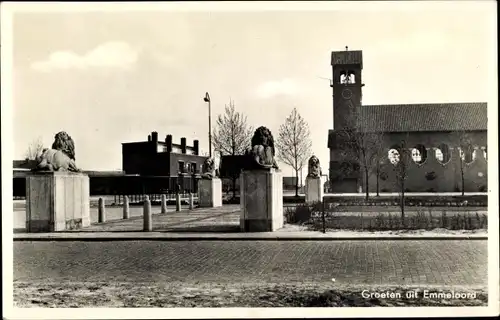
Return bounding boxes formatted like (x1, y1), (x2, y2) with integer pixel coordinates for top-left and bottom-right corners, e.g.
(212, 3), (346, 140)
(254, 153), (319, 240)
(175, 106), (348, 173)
(305, 176), (324, 203)
(197, 178), (222, 207)
(26, 172), (90, 232)
(240, 169), (283, 232)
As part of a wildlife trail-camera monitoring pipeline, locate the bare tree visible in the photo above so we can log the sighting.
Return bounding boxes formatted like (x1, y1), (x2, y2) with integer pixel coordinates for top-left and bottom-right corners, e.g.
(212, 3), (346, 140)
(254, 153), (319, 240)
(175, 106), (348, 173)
(276, 108), (312, 197)
(390, 135), (412, 225)
(453, 130), (474, 196)
(336, 117), (386, 200)
(24, 137), (44, 160)
(212, 99), (253, 199)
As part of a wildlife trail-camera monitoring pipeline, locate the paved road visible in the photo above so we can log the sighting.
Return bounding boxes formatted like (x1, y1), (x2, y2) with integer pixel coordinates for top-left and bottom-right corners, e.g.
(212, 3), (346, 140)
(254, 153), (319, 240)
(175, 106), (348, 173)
(14, 240), (487, 286)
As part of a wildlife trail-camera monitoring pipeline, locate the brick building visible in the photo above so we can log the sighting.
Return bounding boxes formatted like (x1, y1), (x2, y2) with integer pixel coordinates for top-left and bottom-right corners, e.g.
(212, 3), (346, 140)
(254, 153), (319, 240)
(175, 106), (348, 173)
(327, 49), (488, 193)
(122, 131), (207, 177)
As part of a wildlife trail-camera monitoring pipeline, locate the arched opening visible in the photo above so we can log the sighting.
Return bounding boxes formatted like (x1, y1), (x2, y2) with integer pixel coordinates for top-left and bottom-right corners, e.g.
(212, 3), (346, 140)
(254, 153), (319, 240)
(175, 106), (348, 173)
(483, 147), (487, 161)
(411, 144), (427, 165)
(388, 148), (400, 165)
(460, 145), (476, 164)
(435, 143), (451, 165)
(339, 71), (347, 84)
(347, 71), (356, 84)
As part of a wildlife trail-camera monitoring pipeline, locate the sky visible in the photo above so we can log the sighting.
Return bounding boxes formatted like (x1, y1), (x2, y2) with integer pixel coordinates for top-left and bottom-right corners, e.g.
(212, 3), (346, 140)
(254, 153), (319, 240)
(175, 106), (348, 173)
(5, 1), (497, 177)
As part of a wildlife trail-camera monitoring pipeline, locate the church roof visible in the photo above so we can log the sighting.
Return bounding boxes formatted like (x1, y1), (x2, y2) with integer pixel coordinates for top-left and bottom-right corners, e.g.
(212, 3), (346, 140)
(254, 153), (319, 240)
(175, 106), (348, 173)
(358, 102), (487, 132)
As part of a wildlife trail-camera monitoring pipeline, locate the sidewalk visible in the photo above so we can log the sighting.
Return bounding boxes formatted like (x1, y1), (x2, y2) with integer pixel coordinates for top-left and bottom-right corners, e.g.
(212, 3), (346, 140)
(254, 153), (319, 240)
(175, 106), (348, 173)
(14, 229), (487, 241)
(14, 205), (487, 241)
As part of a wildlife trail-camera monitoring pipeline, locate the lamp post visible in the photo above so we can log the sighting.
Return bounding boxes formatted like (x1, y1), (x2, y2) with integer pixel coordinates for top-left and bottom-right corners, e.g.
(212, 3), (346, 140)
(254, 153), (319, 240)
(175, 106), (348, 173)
(203, 92), (212, 158)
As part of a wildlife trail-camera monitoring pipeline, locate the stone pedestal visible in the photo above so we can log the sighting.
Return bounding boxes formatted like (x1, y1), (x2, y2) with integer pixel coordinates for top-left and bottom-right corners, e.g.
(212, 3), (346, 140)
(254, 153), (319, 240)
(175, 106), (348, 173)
(197, 178), (222, 207)
(26, 172), (90, 232)
(240, 169), (283, 232)
(305, 176), (324, 203)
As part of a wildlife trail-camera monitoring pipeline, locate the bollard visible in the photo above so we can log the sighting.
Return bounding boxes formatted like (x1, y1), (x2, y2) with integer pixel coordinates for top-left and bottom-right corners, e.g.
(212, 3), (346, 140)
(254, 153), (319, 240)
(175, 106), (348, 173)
(123, 196), (130, 219)
(176, 193), (181, 212)
(189, 193), (194, 210)
(98, 197), (106, 223)
(161, 194), (167, 214)
(143, 196), (152, 232)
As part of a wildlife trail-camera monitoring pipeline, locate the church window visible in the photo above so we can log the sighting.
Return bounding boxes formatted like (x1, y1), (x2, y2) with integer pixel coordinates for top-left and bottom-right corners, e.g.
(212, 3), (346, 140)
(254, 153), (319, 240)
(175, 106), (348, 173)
(411, 144), (427, 165)
(435, 144), (451, 165)
(388, 149), (400, 165)
(459, 145), (476, 164)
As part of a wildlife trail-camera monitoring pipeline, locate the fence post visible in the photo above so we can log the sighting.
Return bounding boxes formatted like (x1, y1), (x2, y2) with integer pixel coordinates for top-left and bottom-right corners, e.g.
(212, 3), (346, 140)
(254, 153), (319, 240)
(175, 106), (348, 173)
(161, 194), (167, 214)
(176, 192), (181, 212)
(321, 200), (326, 234)
(123, 196), (130, 219)
(189, 193), (194, 210)
(143, 195), (152, 232)
(98, 197), (106, 223)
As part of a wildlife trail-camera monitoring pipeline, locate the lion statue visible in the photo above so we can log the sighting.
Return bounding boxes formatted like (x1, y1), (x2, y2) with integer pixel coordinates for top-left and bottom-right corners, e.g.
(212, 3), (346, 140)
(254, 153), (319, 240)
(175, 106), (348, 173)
(52, 131), (76, 160)
(246, 126), (279, 169)
(307, 155), (322, 178)
(201, 157), (219, 179)
(33, 148), (79, 172)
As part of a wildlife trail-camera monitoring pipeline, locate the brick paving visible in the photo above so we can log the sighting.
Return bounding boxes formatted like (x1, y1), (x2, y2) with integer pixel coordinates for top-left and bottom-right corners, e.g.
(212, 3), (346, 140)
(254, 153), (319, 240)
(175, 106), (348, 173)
(14, 240), (487, 286)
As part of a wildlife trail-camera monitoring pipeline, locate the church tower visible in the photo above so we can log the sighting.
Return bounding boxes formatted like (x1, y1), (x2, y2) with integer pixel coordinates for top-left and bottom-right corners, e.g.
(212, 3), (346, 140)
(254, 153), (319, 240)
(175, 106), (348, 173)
(327, 47), (364, 192)
(331, 47), (363, 130)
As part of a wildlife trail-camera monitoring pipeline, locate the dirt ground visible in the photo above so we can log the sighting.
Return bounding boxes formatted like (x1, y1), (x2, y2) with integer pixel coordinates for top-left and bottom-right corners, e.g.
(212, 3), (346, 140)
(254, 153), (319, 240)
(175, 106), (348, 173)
(13, 281), (487, 308)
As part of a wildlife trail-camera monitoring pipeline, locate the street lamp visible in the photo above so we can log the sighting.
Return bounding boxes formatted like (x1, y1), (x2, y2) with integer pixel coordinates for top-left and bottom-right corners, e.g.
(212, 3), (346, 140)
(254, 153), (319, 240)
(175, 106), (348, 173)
(203, 92), (212, 158)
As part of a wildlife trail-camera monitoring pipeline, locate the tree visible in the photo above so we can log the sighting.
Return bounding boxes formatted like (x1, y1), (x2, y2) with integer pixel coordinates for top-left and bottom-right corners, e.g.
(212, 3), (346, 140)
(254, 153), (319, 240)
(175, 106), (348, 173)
(390, 135), (412, 225)
(453, 131), (475, 196)
(24, 137), (44, 160)
(212, 99), (253, 199)
(336, 117), (386, 200)
(276, 108), (312, 197)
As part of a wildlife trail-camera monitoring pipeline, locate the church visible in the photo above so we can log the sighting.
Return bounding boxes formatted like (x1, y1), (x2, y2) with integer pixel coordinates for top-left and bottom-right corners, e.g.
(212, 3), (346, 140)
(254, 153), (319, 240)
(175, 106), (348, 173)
(327, 49), (487, 193)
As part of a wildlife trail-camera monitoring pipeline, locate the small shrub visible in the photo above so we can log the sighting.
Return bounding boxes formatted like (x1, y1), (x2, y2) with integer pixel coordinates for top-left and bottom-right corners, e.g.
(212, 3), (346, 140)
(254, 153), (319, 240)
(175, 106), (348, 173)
(285, 204), (313, 224)
(426, 188), (435, 192)
(428, 209), (434, 229)
(380, 172), (388, 181)
(478, 185), (487, 192)
(297, 204), (314, 223)
(425, 171), (437, 181)
(440, 211), (448, 228)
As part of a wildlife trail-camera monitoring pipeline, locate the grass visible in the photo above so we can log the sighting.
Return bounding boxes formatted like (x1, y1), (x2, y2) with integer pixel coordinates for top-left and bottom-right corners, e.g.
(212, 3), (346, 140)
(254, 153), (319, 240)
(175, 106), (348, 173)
(285, 203), (488, 231)
(13, 281), (487, 307)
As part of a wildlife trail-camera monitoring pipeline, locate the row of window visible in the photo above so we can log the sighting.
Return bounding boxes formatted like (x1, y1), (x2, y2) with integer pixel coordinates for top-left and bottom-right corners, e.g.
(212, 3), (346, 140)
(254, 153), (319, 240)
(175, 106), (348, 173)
(388, 145), (487, 166)
(178, 161), (198, 174)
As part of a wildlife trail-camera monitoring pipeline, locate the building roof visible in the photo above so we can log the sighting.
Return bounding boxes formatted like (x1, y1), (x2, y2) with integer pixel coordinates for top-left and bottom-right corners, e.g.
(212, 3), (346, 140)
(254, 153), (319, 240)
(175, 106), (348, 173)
(358, 102), (487, 132)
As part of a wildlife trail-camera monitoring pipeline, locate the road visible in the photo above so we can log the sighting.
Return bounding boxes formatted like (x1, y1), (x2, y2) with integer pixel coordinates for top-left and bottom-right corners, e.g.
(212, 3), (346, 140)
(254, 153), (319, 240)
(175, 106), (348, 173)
(14, 240), (487, 286)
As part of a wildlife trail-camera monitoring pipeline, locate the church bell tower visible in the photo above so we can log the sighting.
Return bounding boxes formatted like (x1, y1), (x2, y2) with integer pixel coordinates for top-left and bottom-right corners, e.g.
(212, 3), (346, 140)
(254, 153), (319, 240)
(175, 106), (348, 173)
(327, 47), (364, 192)
(331, 47), (363, 130)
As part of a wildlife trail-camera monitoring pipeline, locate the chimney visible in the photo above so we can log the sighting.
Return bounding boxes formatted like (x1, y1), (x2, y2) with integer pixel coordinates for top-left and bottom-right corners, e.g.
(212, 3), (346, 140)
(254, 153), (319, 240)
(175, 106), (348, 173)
(193, 140), (199, 155)
(181, 137), (187, 154)
(151, 131), (158, 143)
(165, 134), (173, 152)
(147, 135), (151, 142)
